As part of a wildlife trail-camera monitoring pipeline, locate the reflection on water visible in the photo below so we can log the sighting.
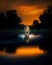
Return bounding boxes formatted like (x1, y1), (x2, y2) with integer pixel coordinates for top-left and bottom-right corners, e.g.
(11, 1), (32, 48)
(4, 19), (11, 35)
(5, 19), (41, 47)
(0, 46), (47, 57)
(0, 34), (46, 57)
(18, 34), (42, 43)
(18, 34), (42, 40)
(26, 38), (30, 43)
(16, 46), (46, 57)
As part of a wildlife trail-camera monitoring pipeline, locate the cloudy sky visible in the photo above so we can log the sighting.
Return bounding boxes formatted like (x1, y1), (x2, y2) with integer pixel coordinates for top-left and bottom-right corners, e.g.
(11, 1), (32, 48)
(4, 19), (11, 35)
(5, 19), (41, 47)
(0, 0), (52, 25)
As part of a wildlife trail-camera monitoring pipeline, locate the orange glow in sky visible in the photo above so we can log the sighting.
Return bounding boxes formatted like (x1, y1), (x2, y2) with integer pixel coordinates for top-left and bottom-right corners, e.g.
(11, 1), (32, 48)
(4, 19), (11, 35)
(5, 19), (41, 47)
(17, 6), (44, 25)
(0, 0), (51, 25)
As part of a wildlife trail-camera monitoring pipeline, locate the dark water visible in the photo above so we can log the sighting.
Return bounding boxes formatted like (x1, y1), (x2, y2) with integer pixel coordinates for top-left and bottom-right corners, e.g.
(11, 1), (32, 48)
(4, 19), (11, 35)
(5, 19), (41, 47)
(0, 34), (52, 65)
(0, 34), (43, 46)
(0, 53), (52, 65)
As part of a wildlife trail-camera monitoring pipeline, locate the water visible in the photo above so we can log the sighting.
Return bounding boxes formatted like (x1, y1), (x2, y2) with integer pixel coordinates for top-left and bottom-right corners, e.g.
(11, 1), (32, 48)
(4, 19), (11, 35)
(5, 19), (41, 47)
(0, 34), (52, 65)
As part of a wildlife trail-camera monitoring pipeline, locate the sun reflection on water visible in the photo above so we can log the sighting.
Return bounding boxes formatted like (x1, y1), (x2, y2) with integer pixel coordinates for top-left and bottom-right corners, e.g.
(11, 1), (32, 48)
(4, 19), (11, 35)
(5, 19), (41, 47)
(15, 46), (46, 57)
(0, 46), (47, 57)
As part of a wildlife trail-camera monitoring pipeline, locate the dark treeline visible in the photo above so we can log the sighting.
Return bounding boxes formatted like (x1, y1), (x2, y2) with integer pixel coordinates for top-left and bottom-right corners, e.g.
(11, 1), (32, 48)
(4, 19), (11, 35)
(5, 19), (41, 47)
(30, 5), (52, 29)
(30, 5), (52, 53)
(38, 5), (52, 53)
(0, 10), (23, 40)
(0, 10), (22, 29)
(0, 10), (25, 53)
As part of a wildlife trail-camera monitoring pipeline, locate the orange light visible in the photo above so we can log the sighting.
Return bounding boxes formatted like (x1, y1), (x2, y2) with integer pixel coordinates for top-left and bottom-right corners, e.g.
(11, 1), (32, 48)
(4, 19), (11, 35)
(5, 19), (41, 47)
(16, 46), (45, 57)
(16, 6), (44, 25)
(0, 46), (46, 57)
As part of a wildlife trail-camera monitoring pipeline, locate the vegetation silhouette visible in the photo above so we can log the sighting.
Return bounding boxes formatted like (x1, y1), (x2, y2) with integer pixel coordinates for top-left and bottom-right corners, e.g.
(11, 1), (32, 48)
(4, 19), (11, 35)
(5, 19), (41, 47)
(39, 5), (52, 28)
(31, 5), (52, 29)
(30, 5), (52, 54)
(31, 20), (40, 29)
(0, 10), (22, 53)
(39, 5), (52, 53)
(0, 10), (22, 28)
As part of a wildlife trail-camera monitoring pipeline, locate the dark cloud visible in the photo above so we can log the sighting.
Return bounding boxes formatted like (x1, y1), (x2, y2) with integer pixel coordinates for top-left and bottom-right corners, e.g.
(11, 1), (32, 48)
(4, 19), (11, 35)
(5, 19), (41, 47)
(16, 0), (52, 6)
(0, 0), (51, 11)
(0, 0), (52, 6)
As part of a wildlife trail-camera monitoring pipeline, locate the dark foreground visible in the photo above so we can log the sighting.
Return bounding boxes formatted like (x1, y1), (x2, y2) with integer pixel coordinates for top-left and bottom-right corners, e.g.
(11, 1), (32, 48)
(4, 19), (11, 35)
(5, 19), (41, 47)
(0, 30), (52, 65)
(0, 52), (52, 65)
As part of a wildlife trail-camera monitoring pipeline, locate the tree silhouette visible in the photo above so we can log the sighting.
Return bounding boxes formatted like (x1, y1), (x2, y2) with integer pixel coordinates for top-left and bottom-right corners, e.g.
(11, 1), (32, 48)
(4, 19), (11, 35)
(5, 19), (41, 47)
(0, 10), (22, 28)
(39, 5), (52, 52)
(39, 5), (52, 28)
(0, 10), (22, 52)
(6, 10), (22, 28)
(0, 12), (6, 28)
(31, 20), (39, 29)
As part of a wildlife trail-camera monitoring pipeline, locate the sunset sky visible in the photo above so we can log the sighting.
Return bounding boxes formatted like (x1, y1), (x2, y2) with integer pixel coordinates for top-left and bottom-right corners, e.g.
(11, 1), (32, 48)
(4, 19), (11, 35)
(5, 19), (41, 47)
(0, 0), (52, 25)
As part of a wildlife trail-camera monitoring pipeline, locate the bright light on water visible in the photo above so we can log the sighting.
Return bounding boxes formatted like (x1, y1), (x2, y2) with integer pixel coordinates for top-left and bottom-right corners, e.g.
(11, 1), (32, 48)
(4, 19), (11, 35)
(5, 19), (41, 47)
(29, 34), (41, 39)
(19, 34), (25, 39)
(18, 34), (42, 39)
